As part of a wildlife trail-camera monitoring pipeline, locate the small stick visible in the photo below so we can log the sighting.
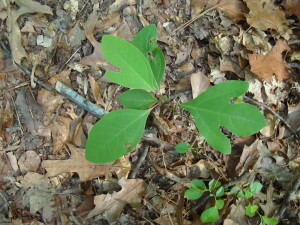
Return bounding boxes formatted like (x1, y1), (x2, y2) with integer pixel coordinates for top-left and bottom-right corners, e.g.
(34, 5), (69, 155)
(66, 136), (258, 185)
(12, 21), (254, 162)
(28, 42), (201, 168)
(129, 143), (149, 179)
(277, 178), (300, 218)
(55, 81), (107, 118)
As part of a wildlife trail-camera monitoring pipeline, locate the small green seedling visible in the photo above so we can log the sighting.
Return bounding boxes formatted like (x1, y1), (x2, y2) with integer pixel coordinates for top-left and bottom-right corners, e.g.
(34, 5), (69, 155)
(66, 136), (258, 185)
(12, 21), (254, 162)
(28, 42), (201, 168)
(185, 180), (278, 224)
(175, 142), (193, 153)
(85, 24), (265, 163)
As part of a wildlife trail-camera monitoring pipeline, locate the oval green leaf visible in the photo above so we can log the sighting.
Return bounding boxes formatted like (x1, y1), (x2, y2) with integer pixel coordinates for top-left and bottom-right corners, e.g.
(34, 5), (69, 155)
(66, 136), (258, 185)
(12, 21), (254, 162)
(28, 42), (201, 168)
(86, 109), (151, 163)
(262, 216), (279, 225)
(191, 179), (206, 190)
(216, 199), (224, 210)
(216, 186), (225, 197)
(180, 81), (266, 154)
(150, 48), (165, 86)
(119, 89), (158, 110)
(132, 24), (157, 54)
(184, 188), (204, 200)
(200, 206), (219, 223)
(245, 204), (258, 217)
(249, 181), (263, 194)
(102, 35), (158, 91)
(175, 142), (192, 153)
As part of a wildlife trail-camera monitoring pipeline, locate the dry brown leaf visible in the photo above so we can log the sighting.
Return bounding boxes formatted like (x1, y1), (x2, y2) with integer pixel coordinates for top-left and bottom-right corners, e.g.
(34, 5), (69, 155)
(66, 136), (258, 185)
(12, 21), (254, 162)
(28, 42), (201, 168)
(282, 0), (300, 26)
(79, 6), (118, 71)
(51, 116), (72, 153)
(42, 144), (130, 182)
(15, 88), (51, 138)
(258, 183), (280, 217)
(6, 0), (53, 63)
(249, 39), (290, 83)
(88, 74), (104, 106)
(18, 150), (41, 174)
(87, 178), (145, 222)
(37, 70), (71, 113)
(244, 0), (289, 34)
(236, 140), (259, 176)
(190, 71), (211, 98)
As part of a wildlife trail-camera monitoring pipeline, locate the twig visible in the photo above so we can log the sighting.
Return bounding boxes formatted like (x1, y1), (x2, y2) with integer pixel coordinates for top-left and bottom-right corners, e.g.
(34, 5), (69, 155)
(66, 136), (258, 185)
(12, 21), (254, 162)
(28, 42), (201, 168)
(129, 143), (149, 179)
(277, 178), (300, 218)
(243, 95), (295, 134)
(55, 81), (107, 118)
(187, 171), (250, 213)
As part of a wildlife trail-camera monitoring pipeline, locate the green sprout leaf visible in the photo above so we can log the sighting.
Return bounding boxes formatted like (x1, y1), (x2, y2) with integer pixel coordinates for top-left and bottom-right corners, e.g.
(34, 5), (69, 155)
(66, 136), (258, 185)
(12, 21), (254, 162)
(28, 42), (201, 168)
(249, 181), (263, 194)
(245, 204), (258, 217)
(215, 199), (224, 210)
(102, 35), (158, 91)
(208, 179), (221, 190)
(216, 186), (225, 197)
(190, 179), (207, 190)
(245, 190), (254, 199)
(261, 216), (279, 225)
(200, 206), (219, 223)
(184, 188), (204, 200)
(230, 186), (239, 194)
(132, 24), (157, 55)
(119, 89), (158, 110)
(86, 109), (151, 163)
(237, 190), (245, 198)
(175, 142), (192, 153)
(180, 81), (266, 154)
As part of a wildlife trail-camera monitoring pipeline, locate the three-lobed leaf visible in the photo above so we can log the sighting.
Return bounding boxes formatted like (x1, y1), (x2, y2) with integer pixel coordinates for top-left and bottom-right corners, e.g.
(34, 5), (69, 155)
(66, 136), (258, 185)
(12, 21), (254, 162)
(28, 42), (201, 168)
(119, 89), (158, 110)
(102, 35), (158, 91)
(181, 81), (266, 154)
(86, 109), (151, 163)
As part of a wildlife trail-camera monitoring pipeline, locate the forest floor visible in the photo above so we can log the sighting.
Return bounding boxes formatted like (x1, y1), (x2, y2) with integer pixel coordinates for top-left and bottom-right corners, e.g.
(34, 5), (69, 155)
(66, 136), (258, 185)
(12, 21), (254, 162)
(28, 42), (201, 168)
(0, 0), (300, 224)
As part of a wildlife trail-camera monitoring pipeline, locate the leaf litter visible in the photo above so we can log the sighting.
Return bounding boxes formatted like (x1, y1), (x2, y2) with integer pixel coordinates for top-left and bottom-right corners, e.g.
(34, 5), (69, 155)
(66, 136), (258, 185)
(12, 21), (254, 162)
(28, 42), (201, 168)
(0, 0), (299, 224)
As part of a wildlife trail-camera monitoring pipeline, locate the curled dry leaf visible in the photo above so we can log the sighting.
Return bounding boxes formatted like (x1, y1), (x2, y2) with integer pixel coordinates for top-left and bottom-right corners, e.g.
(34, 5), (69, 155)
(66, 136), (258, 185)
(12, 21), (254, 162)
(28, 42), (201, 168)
(244, 0), (290, 34)
(249, 39), (290, 83)
(51, 116), (71, 153)
(88, 178), (145, 222)
(42, 144), (130, 182)
(79, 7), (118, 71)
(88, 74), (104, 106)
(6, 0), (53, 63)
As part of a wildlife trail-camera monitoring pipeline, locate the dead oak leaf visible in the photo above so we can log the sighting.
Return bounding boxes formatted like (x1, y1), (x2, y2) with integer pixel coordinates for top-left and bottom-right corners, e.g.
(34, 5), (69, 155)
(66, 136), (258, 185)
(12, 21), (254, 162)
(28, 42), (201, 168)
(249, 39), (290, 83)
(79, 7), (117, 71)
(6, 0), (53, 64)
(41, 144), (130, 182)
(88, 178), (145, 222)
(244, 0), (289, 34)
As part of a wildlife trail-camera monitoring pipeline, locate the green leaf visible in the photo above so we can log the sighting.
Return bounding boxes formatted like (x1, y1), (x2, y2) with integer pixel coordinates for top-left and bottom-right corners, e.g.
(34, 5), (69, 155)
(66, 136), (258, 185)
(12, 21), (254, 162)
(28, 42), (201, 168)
(200, 206), (219, 223)
(230, 186), (239, 194)
(190, 179), (206, 190)
(261, 216), (279, 225)
(215, 199), (224, 210)
(184, 188), (204, 200)
(249, 181), (263, 194)
(132, 24), (157, 55)
(149, 48), (165, 86)
(216, 186), (225, 197)
(244, 190), (253, 199)
(209, 179), (217, 190)
(237, 190), (245, 198)
(245, 204), (258, 217)
(101, 35), (158, 91)
(180, 81), (266, 154)
(86, 109), (151, 163)
(175, 142), (192, 153)
(119, 89), (158, 110)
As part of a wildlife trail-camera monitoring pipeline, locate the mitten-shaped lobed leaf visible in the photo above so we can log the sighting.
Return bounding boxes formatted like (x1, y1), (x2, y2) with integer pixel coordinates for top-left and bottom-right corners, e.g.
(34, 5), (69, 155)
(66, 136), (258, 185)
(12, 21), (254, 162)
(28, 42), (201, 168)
(86, 109), (151, 163)
(119, 89), (158, 110)
(101, 35), (158, 91)
(181, 81), (265, 154)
